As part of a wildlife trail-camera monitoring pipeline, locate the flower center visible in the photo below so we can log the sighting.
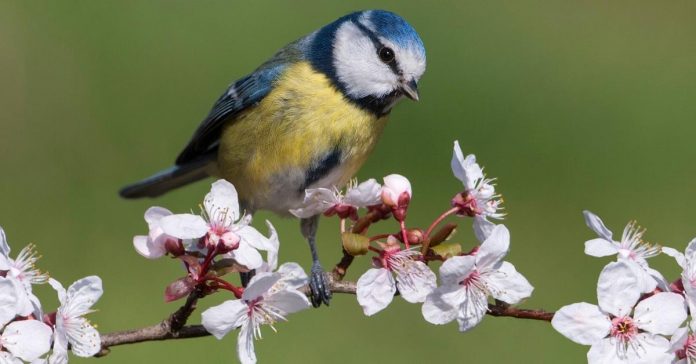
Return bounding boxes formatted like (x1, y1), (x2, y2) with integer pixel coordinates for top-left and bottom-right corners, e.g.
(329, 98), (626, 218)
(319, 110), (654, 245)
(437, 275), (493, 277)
(460, 270), (482, 287)
(610, 316), (638, 343)
(452, 192), (480, 217)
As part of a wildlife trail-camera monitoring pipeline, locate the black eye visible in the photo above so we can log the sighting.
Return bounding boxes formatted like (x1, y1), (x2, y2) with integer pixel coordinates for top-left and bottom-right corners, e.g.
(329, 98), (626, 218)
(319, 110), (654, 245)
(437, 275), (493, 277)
(378, 47), (395, 63)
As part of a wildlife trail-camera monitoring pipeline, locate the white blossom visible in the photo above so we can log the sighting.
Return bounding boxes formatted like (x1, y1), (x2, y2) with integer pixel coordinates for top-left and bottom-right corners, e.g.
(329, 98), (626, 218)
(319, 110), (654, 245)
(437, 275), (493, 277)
(156, 180), (277, 270)
(356, 237), (436, 316)
(201, 271), (310, 364)
(552, 261), (686, 364)
(133, 206), (176, 259)
(0, 227), (45, 317)
(0, 320), (53, 362)
(48, 276), (103, 364)
(422, 225), (533, 331)
(290, 179), (382, 219)
(381, 174), (412, 208)
(583, 210), (665, 293)
(450, 141), (503, 242)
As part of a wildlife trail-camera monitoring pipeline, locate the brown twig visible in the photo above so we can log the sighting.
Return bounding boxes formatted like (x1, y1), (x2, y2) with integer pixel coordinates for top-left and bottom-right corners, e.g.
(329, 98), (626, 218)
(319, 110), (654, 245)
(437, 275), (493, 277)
(97, 278), (554, 356)
(97, 284), (205, 357)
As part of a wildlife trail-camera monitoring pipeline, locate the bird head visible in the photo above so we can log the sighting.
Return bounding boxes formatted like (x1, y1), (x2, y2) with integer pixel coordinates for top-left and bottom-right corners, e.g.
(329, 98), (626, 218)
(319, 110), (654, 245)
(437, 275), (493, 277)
(309, 10), (426, 116)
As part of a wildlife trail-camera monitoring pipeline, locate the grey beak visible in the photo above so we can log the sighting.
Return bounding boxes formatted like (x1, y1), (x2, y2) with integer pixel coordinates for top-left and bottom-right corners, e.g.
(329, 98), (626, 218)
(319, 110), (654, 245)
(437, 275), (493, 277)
(401, 80), (419, 101)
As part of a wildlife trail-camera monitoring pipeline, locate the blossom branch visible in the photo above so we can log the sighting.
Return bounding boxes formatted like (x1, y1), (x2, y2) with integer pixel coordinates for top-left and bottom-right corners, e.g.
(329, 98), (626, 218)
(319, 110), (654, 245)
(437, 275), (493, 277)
(96, 277), (554, 356)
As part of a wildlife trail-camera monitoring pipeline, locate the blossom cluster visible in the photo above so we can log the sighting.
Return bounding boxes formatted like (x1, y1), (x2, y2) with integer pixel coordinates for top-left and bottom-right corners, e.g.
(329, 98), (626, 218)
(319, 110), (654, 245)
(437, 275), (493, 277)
(0, 228), (102, 363)
(133, 140), (535, 363)
(133, 179), (311, 364)
(291, 141), (533, 330)
(552, 211), (696, 363)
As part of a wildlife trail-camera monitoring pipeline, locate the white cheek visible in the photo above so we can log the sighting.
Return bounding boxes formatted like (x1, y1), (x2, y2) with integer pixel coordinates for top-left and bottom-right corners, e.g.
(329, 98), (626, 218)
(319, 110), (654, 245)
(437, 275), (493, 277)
(378, 38), (426, 82)
(333, 22), (398, 98)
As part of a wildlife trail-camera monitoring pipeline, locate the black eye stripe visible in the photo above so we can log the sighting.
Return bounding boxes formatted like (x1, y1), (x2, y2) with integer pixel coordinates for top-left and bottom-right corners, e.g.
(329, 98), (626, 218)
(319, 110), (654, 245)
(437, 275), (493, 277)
(353, 21), (401, 76)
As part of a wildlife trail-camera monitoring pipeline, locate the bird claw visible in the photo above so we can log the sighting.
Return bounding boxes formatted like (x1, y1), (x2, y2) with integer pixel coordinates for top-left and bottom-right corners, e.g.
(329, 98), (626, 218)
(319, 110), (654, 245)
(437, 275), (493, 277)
(309, 262), (332, 307)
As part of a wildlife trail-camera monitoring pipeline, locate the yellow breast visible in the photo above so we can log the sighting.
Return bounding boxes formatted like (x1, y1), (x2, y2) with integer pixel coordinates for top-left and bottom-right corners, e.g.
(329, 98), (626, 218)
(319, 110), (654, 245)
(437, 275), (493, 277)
(217, 61), (388, 213)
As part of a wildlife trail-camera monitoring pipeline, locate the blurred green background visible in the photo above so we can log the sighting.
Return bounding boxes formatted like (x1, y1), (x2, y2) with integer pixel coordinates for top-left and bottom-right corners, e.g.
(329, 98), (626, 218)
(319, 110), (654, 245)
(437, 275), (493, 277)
(1, 1), (695, 363)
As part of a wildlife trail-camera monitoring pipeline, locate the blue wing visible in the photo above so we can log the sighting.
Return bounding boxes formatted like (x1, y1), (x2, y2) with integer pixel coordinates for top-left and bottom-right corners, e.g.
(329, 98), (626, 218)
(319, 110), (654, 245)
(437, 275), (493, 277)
(174, 38), (310, 165)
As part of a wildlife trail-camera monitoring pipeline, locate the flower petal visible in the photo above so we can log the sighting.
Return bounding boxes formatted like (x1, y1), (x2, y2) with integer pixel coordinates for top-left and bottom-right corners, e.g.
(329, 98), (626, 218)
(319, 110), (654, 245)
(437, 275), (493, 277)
(356, 268), (396, 316)
(275, 262), (308, 291)
(396, 261), (436, 303)
(685, 237), (696, 262)
(583, 210), (613, 241)
(205, 179), (240, 224)
(237, 225), (275, 252)
(634, 292), (686, 336)
(486, 261), (534, 304)
(0, 352), (24, 364)
(231, 242), (264, 270)
(265, 289), (310, 315)
(0, 278), (18, 327)
(47, 278), (66, 306)
(551, 302), (610, 345)
(64, 276), (102, 317)
(3, 320), (53, 362)
(438, 256), (475, 286)
(48, 326), (68, 364)
(451, 141), (482, 190)
(473, 216), (496, 243)
(422, 286), (459, 325)
(596, 261), (640, 317)
(68, 317), (101, 357)
(584, 239), (619, 257)
(456, 299), (487, 332)
(264, 221), (280, 271)
(144, 206), (172, 227)
(243, 273), (280, 301)
(133, 235), (166, 259)
(662, 246), (686, 269)
(237, 322), (257, 364)
(289, 188), (336, 219)
(160, 214), (208, 240)
(475, 224), (510, 269)
(344, 179), (382, 207)
(0, 227), (10, 257)
(202, 299), (248, 339)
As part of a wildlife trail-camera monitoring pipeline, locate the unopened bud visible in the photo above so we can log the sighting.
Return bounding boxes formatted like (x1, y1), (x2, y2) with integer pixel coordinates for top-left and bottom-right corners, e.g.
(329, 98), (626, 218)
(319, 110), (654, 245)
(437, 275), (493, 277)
(395, 229), (424, 245)
(217, 231), (240, 253)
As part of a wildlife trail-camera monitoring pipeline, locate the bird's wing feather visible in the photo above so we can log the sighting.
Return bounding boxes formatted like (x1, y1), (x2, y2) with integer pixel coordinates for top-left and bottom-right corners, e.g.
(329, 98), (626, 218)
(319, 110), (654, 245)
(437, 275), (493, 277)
(175, 40), (307, 165)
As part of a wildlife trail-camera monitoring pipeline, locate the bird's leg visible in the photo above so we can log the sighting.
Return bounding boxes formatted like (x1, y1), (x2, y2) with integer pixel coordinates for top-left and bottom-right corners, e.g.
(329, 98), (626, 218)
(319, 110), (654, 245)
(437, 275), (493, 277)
(301, 215), (332, 307)
(239, 271), (255, 288)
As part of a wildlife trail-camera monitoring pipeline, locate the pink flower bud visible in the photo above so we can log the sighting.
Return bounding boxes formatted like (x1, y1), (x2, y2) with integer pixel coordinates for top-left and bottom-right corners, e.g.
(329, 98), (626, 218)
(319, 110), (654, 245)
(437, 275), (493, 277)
(219, 231), (241, 252)
(381, 174), (412, 208)
(164, 276), (196, 302)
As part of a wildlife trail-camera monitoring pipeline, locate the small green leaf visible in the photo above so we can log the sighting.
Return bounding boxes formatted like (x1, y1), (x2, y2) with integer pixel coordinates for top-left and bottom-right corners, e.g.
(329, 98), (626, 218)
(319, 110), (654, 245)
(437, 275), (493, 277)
(342, 233), (370, 256)
(431, 242), (462, 258)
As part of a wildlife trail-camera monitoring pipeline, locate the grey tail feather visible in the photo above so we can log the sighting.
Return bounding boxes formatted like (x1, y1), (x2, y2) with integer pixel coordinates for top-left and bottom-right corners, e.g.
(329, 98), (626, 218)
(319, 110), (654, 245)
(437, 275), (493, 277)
(119, 159), (214, 199)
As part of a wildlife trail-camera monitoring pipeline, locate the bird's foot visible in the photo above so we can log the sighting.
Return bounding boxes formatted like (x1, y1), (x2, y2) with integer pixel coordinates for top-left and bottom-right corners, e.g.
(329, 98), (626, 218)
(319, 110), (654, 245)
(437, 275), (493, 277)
(309, 262), (332, 307)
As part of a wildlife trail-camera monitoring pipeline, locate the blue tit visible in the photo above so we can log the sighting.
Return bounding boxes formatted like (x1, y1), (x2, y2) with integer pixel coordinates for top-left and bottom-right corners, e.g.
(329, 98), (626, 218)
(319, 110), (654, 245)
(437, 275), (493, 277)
(120, 9), (426, 306)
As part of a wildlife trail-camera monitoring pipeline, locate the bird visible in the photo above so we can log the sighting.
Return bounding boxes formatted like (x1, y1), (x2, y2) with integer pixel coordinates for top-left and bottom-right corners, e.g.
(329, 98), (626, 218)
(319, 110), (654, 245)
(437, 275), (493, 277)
(120, 9), (426, 307)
